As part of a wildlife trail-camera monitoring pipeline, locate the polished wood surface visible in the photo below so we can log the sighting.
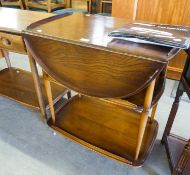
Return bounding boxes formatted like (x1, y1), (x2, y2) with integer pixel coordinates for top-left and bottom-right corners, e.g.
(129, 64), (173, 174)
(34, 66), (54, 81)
(25, 14), (178, 62)
(112, 0), (190, 80)
(0, 7), (53, 34)
(48, 95), (158, 166)
(24, 34), (166, 98)
(0, 67), (67, 108)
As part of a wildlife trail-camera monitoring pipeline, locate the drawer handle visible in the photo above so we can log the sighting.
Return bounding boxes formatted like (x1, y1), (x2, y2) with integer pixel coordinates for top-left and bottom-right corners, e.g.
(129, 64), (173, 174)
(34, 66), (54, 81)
(2, 38), (11, 46)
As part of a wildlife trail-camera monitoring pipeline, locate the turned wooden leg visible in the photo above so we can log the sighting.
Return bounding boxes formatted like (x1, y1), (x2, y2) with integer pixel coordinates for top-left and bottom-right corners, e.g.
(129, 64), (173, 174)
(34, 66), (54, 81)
(150, 103), (158, 122)
(161, 87), (183, 143)
(43, 76), (56, 123)
(135, 79), (156, 160)
(2, 50), (11, 68)
(28, 52), (46, 121)
(173, 139), (190, 175)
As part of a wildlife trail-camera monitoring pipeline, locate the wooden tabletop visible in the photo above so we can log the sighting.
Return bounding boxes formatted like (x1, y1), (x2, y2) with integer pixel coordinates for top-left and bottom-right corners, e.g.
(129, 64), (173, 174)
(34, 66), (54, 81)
(0, 7), (54, 34)
(25, 13), (180, 62)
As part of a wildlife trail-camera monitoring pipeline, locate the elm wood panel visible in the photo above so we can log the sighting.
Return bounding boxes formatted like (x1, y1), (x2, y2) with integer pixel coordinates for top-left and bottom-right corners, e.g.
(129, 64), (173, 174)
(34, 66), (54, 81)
(136, 0), (190, 25)
(112, 0), (138, 20)
(0, 67), (67, 108)
(166, 135), (190, 175)
(0, 7), (53, 34)
(48, 95), (158, 166)
(0, 32), (26, 53)
(24, 35), (165, 98)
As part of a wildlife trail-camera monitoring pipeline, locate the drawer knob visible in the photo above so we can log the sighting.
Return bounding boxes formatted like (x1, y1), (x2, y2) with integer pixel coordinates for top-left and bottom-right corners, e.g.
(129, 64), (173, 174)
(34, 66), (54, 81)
(2, 38), (11, 46)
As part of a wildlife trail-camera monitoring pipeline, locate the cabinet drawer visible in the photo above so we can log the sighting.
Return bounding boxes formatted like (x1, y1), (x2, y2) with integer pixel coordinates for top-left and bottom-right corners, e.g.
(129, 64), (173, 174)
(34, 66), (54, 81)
(0, 32), (26, 53)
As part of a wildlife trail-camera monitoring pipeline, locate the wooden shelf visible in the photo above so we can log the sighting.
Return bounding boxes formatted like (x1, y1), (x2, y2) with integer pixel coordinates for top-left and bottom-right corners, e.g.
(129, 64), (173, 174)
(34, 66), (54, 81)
(48, 95), (158, 166)
(165, 135), (190, 175)
(0, 67), (67, 109)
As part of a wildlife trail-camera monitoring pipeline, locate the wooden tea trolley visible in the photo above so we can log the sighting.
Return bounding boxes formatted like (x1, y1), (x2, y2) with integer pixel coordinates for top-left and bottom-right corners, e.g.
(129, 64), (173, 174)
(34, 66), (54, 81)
(23, 13), (179, 166)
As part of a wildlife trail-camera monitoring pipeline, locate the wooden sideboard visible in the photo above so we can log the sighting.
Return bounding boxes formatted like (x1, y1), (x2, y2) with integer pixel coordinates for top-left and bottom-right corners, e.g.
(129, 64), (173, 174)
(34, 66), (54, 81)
(0, 8), (68, 119)
(112, 0), (190, 80)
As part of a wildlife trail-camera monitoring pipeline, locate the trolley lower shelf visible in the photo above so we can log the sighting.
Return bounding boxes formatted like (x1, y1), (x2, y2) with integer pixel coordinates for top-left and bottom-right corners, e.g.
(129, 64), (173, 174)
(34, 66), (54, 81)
(0, 67), (67, 109)
(48, 95), (158, 166)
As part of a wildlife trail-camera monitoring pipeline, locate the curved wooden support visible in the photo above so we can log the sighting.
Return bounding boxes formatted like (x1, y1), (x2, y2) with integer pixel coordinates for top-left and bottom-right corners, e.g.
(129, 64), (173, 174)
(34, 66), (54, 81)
(43, 74), (56, 123)
(28, 52), (46, 121)
(135, 79), (156, 160)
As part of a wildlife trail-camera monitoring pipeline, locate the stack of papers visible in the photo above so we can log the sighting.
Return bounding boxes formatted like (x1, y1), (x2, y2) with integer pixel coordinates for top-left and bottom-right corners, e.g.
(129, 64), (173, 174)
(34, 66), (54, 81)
(108, 22), (190, 49)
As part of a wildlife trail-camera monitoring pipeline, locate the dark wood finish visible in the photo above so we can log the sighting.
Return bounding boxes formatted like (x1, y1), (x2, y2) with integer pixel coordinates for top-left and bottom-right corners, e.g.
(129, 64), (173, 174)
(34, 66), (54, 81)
(24, 35), (165, 99)
(48, 95), (158, 166)
(173, 138), (190, 175)
(162, 55), (190, 174)
(165, 135), (190, 175)
(0, 67), (67, 109)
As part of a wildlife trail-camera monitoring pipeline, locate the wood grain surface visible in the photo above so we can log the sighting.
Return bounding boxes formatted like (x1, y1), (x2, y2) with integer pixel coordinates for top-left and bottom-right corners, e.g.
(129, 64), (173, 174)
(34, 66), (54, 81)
(49, 95), (158, 166)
